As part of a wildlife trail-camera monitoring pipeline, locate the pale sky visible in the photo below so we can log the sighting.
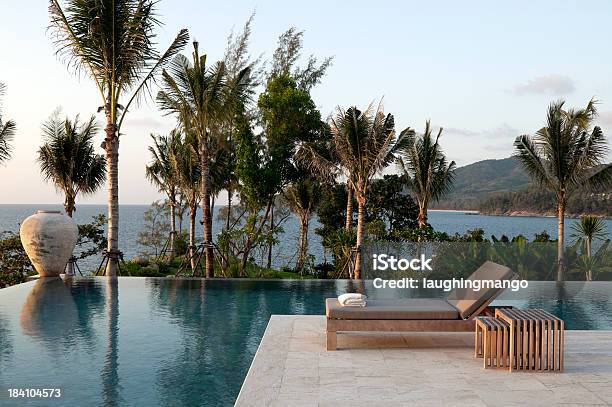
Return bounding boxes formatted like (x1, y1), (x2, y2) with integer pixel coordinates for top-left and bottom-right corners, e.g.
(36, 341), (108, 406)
(1, 1), (611, 204)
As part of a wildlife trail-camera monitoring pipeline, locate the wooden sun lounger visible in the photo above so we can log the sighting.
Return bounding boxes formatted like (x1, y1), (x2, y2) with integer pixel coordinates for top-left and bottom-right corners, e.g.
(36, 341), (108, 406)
(326, 261), (516, 350)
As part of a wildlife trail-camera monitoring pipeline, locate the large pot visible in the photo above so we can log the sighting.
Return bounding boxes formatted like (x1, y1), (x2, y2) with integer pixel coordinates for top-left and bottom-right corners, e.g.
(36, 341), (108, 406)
(19, 211), (78, 277)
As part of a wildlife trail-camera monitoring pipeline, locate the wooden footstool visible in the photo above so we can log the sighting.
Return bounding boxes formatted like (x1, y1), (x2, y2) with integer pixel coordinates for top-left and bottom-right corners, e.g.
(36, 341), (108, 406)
(495, 308), (564, 372)
(475, 316), (510, 369)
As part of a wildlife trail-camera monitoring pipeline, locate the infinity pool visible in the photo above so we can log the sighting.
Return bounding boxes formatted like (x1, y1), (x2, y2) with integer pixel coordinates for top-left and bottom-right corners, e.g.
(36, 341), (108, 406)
(1, 278), (611, 406)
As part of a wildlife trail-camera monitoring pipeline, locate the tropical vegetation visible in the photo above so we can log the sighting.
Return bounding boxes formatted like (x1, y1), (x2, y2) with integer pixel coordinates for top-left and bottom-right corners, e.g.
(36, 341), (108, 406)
(2, 3), (611, 288)
(37, 112), (106, 217)
(0, 82), (15, 165)
(49, 0), (189, 275)
(514, 100), (611, 280)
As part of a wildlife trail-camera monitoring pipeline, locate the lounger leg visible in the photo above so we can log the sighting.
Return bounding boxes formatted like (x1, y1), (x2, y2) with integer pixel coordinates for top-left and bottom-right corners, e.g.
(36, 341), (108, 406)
(327, 331), (337, 351)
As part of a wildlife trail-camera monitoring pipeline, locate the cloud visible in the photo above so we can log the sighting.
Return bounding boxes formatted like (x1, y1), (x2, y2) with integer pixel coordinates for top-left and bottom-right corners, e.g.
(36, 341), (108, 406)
(513, 75), (575, 96)
(443, 123), (518, 139)
(481, 123), (519, 139)
(444, 127), (481, 137)
(122, 116), (165, 129)
(597, 111), (612, 127)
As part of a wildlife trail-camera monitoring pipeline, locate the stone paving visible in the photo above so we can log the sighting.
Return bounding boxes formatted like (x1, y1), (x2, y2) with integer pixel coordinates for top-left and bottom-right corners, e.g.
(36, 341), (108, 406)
(235, 315), (612, 406)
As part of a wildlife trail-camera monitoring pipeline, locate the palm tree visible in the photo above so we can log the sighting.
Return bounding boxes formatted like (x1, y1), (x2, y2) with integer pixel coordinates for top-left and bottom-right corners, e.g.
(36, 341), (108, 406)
(157, 41), (251, 278)
(299, 102), (407, 279)
(171, 132), (201, 271)
(514, 100), (611, 281)
(37, 114), (106, 217)
(283, 178), (320, 272)
(49, 0), (188, 275)
(0, 82), (16, 164)
(571, 216), (608, 281)
(146, 131), (181, 260)
(396, 121), (456, 229)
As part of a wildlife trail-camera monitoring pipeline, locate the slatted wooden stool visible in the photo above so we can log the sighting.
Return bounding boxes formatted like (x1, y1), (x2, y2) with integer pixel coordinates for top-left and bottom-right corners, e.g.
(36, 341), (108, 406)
(495, 308), (564, 372)
(475, 316), (510, 369)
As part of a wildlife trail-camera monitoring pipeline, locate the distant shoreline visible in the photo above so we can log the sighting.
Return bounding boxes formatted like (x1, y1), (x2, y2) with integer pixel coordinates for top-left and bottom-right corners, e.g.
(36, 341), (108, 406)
(432, 208), (610, 220)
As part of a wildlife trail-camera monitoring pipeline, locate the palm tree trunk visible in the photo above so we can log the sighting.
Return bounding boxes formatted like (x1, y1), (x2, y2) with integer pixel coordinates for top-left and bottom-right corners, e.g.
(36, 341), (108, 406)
(104, 120), (119, 277)
(345, 184), (353, 230)
(586, 237), (593, 281)
(200, 141), (214, 278)
(417, 202), (427, 228)
(189, 204), (197, 271)
(169, 197), (176, 261)
(226, 188), (232, 231)
(354, 197), (365, 280)
(556, 198), (566, 281)
(266, 202), (274, 269)
(295, 215), (309, 272)
(65, 194), (75, 276)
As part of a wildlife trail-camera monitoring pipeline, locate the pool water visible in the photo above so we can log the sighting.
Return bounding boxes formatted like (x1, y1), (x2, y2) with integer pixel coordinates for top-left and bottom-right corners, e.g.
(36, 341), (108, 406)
(1, 278), (612, 406)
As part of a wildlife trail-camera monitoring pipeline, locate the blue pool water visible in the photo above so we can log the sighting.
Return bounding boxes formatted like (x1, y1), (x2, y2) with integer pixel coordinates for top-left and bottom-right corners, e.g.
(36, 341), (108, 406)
(1, 278), (612, 406)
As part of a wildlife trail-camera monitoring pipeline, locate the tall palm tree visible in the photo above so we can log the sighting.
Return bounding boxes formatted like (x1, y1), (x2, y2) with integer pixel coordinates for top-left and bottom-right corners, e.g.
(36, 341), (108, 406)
(157, 41), (251, 278)
(146, 131), (181, 260)
(300, 102), (408, 279)
(571, 215), (608, 281)
(49, 0), (188, 275)
(37, 114), (106, 217)
(396, 121), (456, 229)
(515, 100), (611, 281)
(171, 132), (200, 271)
(283, 178), (320, 272)
(0, 82), (16, 164)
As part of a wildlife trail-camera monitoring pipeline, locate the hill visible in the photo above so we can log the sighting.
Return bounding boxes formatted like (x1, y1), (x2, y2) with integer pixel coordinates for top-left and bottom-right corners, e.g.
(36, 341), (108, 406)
(432, 157), (531, 210)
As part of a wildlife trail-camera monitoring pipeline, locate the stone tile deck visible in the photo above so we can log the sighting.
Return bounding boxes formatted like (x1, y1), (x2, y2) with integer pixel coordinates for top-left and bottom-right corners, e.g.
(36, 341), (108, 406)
(235, 315), (612, 406)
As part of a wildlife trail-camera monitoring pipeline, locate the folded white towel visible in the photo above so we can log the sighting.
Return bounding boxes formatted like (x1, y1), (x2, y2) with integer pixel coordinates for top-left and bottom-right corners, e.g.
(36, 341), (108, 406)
(338, 293), (367, 307)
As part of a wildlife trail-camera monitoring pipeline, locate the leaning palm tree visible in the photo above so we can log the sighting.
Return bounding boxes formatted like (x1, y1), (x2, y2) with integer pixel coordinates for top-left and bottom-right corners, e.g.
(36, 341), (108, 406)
(49, 0), (188, 275)
(171, 132), (200, 271)
(514, 99), (611, 281)
(146, 131), (181, 260)
(397, 121), (456, 229)
(157, 41), (251, 278)
(283, 178), (321, 272)
(571, 216), (608, 281)
(299, 102), (408, 279)
(37, 113), (106, 217)
(0, 82), (16, 164)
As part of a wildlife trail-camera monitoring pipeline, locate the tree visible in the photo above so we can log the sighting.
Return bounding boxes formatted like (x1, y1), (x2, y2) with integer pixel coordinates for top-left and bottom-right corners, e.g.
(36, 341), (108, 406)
(37, 113), (106, 217)
(396, 121), (456, 228)
(514, 100), (612, 280)
(157, 41), (251, 278)
(220, 13), (261, 235)
(137, 201), (170, 257)
(171, 132), (201, 270)
(283, 178), (321, 272)
(571, 216), (608, 281)
(145, 131), (181, 260)
(366, 174), (419, 235)
(233, 112), (276, 275)
(0, 82), (16, 165)
(300, 103), (408, 279)
(258, 74), (326, 268)
(49, 0), (188, 275)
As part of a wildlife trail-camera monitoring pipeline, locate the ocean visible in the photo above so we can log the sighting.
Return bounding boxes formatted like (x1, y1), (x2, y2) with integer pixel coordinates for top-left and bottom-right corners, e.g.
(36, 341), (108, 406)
(1, 204), (610, 273)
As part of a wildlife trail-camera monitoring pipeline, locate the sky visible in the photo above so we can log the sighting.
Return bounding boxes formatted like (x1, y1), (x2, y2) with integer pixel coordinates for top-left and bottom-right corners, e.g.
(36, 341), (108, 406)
(1, 0), (612, 204)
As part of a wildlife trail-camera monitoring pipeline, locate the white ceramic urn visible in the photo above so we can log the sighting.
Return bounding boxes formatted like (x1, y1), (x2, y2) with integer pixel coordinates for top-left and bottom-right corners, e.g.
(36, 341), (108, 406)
(19, 211), (78, 277)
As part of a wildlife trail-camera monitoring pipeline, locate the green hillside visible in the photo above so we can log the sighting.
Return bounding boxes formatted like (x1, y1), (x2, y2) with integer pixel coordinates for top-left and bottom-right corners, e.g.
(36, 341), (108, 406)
(432, 157), (531, 210)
